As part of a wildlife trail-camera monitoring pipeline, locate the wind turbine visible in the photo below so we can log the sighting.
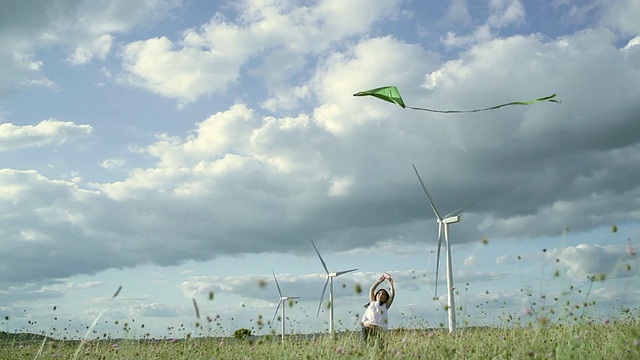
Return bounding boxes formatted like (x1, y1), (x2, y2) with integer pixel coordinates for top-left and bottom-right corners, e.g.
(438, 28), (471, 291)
(270, 271), (300, 341)
(412, 164), (470, 333)
(311, 239), (358, 334)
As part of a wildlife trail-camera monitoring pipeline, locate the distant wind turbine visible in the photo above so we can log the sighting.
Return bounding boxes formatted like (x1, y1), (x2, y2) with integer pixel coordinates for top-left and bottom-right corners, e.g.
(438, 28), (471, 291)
(412, 164), (471, 333)
(311, 239), (358, 334)
(270, 271), (300, 341)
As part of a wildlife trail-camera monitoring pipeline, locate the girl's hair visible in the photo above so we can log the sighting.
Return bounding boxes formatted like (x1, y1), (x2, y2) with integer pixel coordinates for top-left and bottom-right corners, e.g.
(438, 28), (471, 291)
(364, 289), (390, 308)
(376, 289), (389, 303)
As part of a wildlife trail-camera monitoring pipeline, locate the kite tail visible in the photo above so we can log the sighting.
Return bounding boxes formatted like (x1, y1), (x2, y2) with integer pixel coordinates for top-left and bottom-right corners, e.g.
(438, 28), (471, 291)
(406, 94), (559, 113)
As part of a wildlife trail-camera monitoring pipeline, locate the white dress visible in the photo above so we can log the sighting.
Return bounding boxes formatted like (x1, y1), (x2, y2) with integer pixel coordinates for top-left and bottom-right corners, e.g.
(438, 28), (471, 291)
(361, 301), (389, 330)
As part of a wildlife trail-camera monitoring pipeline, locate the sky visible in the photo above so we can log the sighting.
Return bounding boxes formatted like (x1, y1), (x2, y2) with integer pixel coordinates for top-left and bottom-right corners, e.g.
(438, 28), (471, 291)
(1, 0), (639, 340)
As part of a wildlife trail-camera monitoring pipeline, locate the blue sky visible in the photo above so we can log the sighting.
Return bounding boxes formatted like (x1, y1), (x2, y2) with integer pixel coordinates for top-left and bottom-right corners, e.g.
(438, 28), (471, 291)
(1, 0), (639, 339)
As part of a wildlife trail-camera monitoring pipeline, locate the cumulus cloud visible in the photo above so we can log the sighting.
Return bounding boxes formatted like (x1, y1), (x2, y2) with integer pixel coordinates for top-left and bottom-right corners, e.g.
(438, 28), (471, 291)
(2, 1), (640, 313)
(443, 0), (472, 27)
(120, 0), (401, 105)
(0, 0), (180, 95)
(67, 34), (114, 65)
(101, 158), (126, 170)
(129, 303), (179, 318)
(441, 0), (524, 48)
(554, 244), (638, 280)
(0, 119), (92, 151)
(601, 0), (640, 35)
(487, 0), (525, 28)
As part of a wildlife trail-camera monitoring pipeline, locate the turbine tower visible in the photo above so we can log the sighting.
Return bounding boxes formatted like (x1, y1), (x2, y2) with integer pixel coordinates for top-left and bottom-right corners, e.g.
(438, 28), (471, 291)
(311, 239), (358, 334)
(413, 164), (468, 333)
(270, 271), (300, 341)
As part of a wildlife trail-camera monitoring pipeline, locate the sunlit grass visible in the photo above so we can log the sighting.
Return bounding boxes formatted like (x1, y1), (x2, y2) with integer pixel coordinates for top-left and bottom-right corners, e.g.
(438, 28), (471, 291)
(2, 226), (638, 358)
(2, 320), (639, 359)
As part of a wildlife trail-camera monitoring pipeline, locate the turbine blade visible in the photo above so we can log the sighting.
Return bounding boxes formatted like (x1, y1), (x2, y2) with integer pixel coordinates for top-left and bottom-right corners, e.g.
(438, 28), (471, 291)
(271, 299), (283, 327)
(287, 296), (301, 300)
(311, 239), (330, 274)
(335, 268), (358, 277)
(317, 277), (329, 317)
(272, 271), (283, 297)
(412, 164), (442, 220)
(445, 201), (475, 218)
(434, 222), (443, 297)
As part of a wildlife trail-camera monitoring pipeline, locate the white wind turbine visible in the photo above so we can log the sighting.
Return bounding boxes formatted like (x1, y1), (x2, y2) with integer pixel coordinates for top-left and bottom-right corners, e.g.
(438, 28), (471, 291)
(413, 164), (470, 333)
(311, 239), (358, 334)
(270, 271), (300, 341)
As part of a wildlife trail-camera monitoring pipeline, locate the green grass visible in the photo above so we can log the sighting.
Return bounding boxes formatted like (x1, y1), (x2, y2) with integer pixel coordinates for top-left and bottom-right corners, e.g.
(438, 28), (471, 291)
(2, 228), (636, 358)
(2, 321), (639, 359)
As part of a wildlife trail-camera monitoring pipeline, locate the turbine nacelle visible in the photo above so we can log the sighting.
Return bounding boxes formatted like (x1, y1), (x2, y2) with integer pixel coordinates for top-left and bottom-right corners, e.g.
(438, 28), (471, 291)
(442, 216), (460, 224)
(329, 269), (357, 278)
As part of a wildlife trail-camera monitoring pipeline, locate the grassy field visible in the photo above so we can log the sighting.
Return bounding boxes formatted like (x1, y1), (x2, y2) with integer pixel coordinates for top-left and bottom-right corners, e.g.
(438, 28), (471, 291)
(2, 320), (639, 359)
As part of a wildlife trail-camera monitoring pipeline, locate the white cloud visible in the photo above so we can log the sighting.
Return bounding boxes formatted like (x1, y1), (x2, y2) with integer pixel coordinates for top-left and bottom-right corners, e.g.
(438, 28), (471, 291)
(0, 0), (180, 95)
(6, 20), (640, 291)
(68, 34), (113, 65)
(554, 244), (637, 280)
(601, 0), (640, 35)
(310, 36), (440, 134)
(129, 303), (179, 318)
(101, 158), (126, 170)
(119, 0), (402, 105)
(0, 119), (93, 151)
(464, 255), (476, 266)
(121, 36), (242, 105)
(624, 35), (640, 49)
(487, 0), (525, 28)
(443, 0), (472, 27)
(441, 0), (524, 49)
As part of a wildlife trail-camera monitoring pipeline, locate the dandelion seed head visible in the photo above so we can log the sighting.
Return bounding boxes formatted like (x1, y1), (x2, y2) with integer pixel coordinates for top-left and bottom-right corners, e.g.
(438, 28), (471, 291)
(354, 283), (362, 294)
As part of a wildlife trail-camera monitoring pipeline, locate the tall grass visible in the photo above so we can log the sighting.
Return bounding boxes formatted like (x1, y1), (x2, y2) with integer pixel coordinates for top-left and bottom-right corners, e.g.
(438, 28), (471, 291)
(2, 321), (639, 359)
(2, 227), (637, 358)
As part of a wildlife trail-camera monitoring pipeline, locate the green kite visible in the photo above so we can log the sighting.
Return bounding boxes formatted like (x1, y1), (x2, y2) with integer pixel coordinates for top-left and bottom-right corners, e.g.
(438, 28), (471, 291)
(353, 85), (558, 113)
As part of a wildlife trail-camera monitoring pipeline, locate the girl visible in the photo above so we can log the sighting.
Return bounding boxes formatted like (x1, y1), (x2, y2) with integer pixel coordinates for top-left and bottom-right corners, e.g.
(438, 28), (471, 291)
(361, 273), (395, 340)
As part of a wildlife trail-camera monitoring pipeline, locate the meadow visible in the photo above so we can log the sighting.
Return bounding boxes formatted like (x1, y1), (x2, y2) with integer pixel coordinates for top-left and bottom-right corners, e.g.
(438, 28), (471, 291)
(2, 228), (638, 359)
(2, 320), (640, 359)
